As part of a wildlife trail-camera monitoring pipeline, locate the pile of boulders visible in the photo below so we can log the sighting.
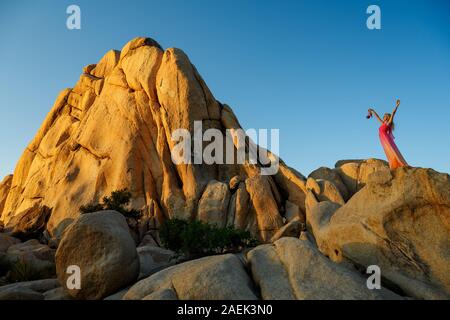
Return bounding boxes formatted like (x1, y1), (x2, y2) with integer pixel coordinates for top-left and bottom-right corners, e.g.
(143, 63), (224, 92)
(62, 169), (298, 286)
(1, 160), (449, 300)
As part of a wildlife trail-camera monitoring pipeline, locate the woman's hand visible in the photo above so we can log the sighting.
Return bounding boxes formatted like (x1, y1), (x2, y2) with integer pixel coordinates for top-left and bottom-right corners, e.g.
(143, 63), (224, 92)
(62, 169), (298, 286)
(396, 99), (401, 107)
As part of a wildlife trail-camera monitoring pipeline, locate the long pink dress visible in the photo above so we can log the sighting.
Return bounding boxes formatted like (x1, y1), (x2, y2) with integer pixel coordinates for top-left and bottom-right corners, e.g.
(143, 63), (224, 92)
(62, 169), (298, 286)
(379, 123), (408, 169)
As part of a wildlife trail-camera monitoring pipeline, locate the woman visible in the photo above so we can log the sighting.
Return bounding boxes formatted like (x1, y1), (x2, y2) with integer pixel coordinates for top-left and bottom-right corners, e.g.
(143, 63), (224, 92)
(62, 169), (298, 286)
(368, 99), (408, 169)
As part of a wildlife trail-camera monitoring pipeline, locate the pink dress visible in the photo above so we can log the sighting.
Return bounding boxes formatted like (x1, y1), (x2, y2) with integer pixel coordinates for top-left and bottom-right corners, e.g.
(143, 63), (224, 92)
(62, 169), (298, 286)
(379, 123), (408, 169)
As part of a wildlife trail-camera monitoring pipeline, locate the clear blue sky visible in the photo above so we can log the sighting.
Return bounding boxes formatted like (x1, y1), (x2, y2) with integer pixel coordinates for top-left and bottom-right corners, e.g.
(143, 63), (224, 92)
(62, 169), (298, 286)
(1, 0), (449, 179)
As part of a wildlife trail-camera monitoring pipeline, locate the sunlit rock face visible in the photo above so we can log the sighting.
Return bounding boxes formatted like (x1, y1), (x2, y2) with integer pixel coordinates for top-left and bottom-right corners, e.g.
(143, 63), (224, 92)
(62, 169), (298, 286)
(0, 37), (306, 241)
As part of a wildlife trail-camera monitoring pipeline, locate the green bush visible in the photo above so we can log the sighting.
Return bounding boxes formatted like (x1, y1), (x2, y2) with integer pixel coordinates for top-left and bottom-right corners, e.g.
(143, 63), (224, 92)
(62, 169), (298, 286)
(80, 189), (141, 218)
(160, 218), (258, 259)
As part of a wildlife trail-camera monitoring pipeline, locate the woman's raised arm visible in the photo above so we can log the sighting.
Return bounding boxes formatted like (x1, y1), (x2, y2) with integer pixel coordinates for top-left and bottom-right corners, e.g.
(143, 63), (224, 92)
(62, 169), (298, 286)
(369, 108), (383, 124)
(388, 99), (400, 125)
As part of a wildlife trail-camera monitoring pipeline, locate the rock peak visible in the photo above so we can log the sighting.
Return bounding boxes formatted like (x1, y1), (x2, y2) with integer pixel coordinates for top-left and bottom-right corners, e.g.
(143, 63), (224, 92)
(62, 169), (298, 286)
(0, 37), (306, 242)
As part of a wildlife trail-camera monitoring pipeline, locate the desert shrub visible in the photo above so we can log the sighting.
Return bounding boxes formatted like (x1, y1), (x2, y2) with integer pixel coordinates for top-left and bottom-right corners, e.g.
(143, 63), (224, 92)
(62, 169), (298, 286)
(5, 258), (48, 283)
(79, 203), (104, 213)
(160, 218), (258, 259)
(80, 189), (141, 218)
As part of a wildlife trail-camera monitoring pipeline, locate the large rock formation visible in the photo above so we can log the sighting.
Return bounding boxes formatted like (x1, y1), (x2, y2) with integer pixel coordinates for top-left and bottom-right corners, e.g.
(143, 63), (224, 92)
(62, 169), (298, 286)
(306, 165), (450, 299)
(0, 37), (306, 242)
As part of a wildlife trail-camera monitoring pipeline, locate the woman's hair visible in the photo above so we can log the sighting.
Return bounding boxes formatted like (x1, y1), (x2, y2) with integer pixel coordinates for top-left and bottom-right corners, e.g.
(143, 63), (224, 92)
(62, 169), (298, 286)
(383, 113), (395, 130)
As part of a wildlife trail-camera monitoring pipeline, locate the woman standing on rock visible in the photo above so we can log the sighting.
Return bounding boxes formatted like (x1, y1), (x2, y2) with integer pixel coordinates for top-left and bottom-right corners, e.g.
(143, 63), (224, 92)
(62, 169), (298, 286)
(367, 99), (409, 169)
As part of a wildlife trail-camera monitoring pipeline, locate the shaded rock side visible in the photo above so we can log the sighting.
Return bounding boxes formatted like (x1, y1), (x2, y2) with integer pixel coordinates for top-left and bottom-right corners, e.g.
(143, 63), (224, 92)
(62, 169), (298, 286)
(123, 253), (258, 300)
(0, 175), (13, 216)
(247, 237), (401, 300)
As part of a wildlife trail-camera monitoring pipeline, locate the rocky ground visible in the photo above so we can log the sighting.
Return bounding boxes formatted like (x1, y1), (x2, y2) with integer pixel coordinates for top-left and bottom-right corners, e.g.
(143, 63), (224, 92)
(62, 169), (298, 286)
(1, 159), (449, 300)
(0, 37), (449, 300)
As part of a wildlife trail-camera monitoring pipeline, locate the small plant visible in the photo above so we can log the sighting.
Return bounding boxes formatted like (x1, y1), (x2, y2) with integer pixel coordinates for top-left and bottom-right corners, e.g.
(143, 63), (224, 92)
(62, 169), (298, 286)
(79, 203), (103, 213)
(6, 258), (48, 283)
(160, 218), (258, 259)
(80, 189), (141, 218)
